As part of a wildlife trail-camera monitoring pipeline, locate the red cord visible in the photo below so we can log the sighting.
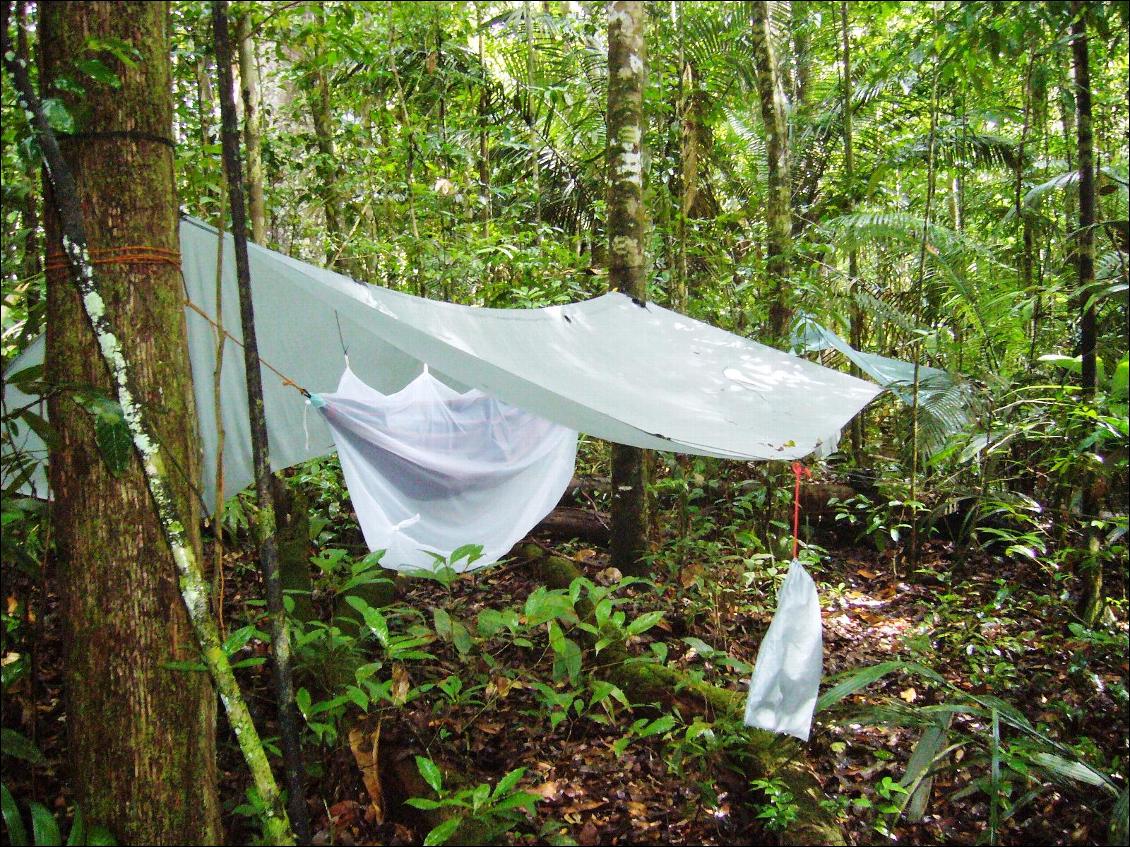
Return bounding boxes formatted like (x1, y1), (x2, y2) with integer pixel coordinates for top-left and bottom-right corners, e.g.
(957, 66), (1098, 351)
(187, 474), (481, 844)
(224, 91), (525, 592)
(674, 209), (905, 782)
(791, 461), (811, 560)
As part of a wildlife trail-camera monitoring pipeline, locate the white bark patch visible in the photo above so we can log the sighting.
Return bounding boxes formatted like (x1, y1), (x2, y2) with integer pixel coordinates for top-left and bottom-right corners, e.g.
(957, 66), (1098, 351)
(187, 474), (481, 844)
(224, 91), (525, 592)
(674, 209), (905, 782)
(612, 235), (638, 257)
(608, 7), (633, 30)
(628, 52), (643, 76)
(616, 127), (642, 186)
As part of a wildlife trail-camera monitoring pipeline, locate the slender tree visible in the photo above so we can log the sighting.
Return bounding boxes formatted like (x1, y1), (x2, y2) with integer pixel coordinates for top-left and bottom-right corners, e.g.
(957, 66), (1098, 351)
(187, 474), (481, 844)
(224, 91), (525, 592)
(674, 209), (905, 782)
(607, 0), (649, 573)
(32, 4), (221, 841)
(213, 1), (311, 840)
(749, 0), (793, 341)
(840, 0), (864, 465)
(1070, 0), (1103, 625)
(237, 8), (267, 243)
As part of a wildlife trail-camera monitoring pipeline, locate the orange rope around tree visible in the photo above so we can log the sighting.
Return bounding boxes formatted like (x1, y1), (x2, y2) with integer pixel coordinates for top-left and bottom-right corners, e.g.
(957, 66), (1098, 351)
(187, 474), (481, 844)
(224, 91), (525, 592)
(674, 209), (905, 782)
(46, 245), (311, 399)
(44, 245), (182, 273)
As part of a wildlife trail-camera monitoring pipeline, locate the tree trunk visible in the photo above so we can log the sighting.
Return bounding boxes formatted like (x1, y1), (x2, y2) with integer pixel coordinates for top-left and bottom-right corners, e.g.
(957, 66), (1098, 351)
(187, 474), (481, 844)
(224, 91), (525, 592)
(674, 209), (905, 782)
(476, 1), (491, 237)
(15, 1), (42, 349)
(674, 1), (695, 313)
(606, 0), (649, 574)
(840, 1), (864, 466)
(1070, 1), (1103, 625)
(749, 1), (793, 341)
(526, 0), (541, 234)
(213, 2), (312, 838)
(237, 9), (267, 244)
(790, 0), (810, 108)
(305, 8), (350, 274)
(37, 3), (220, 842)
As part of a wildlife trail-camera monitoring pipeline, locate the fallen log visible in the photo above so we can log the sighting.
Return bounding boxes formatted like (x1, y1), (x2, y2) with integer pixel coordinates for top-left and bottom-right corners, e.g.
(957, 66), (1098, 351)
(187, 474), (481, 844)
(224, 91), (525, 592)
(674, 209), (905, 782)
(531, 506), (610, 545)
(519, 544), (847, 846)
(558, 475), (610, 507)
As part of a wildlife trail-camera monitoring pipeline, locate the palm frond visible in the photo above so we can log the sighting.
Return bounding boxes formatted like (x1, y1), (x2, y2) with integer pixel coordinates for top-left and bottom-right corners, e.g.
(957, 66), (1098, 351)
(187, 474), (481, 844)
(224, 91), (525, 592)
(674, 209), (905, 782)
(887, 124), (1023, 171)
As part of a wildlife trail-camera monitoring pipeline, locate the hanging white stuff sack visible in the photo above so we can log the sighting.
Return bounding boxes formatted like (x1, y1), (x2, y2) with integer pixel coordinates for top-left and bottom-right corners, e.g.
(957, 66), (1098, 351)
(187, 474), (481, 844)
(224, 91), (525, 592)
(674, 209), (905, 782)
(743, 560), (823, 741)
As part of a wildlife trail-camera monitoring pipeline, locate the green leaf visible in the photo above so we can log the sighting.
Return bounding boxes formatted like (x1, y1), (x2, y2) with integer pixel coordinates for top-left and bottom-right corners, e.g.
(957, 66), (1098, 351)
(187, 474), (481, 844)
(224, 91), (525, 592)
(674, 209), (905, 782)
(449, 544), (484, 566)
(685, 721), (715, 742)
(1031, 752), (1117, 795)
(477, 609), (504, 637)
(423, 816), (463, 846)
(451, 621), (473, 656)
(74, 58), (121, 88)
(547, 620), (566, 654)
(416, 756), (444, 794)
(295, 687), (312, 716)
(490, 791), (539, 813)
(29, 802), (61, 847)
(345, 686), (369, 711)
(74, 396), (132, 477)
(362, 607), (390, 647)
(1, 783), (28, 847)
(1111, 355), (1128, 401)
(433, 608), (453, 640)
(85, 825), (117, 845)
(561, 637), (581, 684)
(471, 782), (490, 810)
(817, 661), (908, 712)
(0, 729), (46, 765)
(65, 805), (85, 847)
(405, 797), (444, 810)
(899, 714), (952, 822)
(20, 412), (59, 452)
(637, 715), (676, 739)
(39, 99), (74, 134)
(492, 768), (527, 799)
(626, 611), (664, 636)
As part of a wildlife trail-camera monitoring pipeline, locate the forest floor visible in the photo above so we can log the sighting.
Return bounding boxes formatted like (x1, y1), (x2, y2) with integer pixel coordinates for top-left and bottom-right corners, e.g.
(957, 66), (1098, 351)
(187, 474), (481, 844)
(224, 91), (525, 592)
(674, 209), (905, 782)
(4, 483), (1127, 846)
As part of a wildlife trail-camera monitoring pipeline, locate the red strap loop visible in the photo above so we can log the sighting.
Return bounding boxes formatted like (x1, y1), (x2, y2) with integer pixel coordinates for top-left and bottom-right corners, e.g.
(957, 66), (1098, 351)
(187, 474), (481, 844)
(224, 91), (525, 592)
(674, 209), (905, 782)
(791, 461), (812, 560)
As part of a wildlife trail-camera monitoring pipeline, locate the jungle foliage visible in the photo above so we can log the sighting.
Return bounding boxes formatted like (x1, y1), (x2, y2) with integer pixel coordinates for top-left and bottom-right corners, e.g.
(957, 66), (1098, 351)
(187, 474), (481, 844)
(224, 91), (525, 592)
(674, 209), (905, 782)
(1, 2), (1127, 845)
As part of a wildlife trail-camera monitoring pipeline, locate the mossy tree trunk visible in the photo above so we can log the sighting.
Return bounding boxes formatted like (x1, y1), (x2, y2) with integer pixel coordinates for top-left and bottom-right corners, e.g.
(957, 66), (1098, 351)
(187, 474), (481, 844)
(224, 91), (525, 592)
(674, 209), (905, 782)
(1070, 1), (1103, 625)
(237, 8), (267, 244)
(37, 3), (221, 841)
(749, 0), (793, 342)
(606, 0), (649, 575)
(840, 1), (865, 466)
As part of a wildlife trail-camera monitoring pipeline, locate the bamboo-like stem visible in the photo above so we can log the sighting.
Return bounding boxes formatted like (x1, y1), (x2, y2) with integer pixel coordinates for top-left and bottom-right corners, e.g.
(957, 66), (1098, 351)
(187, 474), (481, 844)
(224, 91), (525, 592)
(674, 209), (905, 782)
(212, 2), (311, 841)
(840, 1), (864, 466)
(0, 22), (295, 847)
(909, 41), (941, 574)
(212, 180), (228, 630)
(526, 0), (541, 236)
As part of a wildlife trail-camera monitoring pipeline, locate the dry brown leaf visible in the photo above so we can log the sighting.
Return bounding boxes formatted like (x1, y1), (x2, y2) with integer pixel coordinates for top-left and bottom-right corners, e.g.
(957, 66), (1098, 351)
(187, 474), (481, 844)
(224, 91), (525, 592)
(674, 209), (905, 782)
(574, 548), (597, 562)
(562, 799), (606, 814)
(680, 564), (703, 588)
(348, 723), (384, 824)
(900, 687), (917, 703)
(578, 821), (601, 846)
(596, 566), (622, 585)
(528, 780), (561, 800)
(391, 664), (410, 705)
(493, 675), (513, 698)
